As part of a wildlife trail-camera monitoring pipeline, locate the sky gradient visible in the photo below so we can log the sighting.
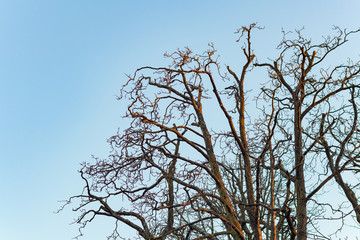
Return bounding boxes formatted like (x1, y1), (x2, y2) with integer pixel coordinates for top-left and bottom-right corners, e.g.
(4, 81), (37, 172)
(1, 1), (360, 239)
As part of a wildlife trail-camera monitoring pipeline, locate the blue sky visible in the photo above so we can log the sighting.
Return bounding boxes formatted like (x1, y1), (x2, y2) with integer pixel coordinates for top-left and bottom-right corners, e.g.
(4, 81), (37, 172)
(1, 1), (360, 239)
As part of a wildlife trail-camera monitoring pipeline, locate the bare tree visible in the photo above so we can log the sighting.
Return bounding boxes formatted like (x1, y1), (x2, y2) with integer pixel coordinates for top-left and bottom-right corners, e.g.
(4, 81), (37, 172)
(63, 25), (360, 240)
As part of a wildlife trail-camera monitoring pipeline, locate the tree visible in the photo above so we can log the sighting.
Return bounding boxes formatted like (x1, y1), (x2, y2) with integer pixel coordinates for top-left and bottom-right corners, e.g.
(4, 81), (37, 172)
(64, 24), (360, 240)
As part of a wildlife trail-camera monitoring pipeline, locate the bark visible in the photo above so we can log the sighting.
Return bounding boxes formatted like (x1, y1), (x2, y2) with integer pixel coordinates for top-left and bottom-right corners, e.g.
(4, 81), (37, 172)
(294, 100), (307, 240)
(269, 147), (277, 240)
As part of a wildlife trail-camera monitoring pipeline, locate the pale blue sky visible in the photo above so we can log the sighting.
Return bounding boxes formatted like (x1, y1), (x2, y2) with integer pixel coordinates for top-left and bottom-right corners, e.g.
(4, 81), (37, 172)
(1, 1), (360, 239)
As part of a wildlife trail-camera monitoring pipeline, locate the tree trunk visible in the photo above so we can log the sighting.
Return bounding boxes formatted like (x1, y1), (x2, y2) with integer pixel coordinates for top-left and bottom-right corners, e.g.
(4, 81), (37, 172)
(294, 100), (307, 240)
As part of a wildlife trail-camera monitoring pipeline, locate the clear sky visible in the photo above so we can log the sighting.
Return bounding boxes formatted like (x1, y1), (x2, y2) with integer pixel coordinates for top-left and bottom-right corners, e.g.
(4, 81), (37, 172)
(1, 1), (360, 239)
